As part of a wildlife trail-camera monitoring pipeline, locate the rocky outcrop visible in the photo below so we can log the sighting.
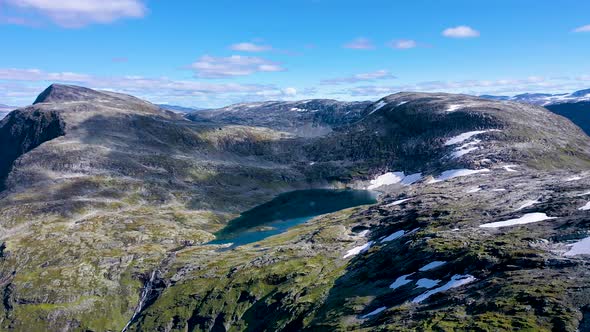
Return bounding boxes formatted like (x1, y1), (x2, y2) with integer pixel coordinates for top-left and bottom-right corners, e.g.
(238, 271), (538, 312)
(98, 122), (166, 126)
(0, 108), (65, 191)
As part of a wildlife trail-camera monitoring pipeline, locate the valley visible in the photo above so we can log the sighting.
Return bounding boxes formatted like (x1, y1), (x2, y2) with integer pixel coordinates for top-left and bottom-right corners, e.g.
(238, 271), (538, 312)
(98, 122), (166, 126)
(1, 84), (590, 331)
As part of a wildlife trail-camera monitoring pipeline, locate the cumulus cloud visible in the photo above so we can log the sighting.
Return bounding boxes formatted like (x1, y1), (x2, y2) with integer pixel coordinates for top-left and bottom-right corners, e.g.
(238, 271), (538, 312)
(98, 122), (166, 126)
(189, 55), (285, 78)
(573, 24), (590, 33)
(442, 26), (480, 38)
(388, 39), (418, 49)
(2, 0), (147, 27)
(321, 70), (396, 85)
(343, 37), (375, 50)
(230, 42), (272, 52)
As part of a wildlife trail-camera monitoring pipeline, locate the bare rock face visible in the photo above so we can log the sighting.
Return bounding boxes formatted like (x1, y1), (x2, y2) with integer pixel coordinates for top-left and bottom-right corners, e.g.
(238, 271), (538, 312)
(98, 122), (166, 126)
(2, 85), (590, 331)
(0, 108), (65, 190)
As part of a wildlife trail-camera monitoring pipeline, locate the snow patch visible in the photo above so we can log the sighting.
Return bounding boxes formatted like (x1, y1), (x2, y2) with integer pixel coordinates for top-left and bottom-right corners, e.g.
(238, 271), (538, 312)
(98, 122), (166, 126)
(428, 169), (490, 183)
(412, 274), (476, 303)
(343, 241), (373, 258)
(515, 199), (540, 211)
(367, 172), (422, 189)
(565, 175), (583, 182)
(579, 202), (590, 211)
(358, 230), (370, 237)
(466, 187), (481, 193)
(419, 261), (446, 271)
(389, 273), (414, 289)
(479, 213), (556, 228)
(367, 172), (404, 189)
(385, 198), (412, 207)
(290, 107), (317, 112)
(402, 172), (423, 185)
(369, 100), (388, 115)
(445, 104), (462, 112)
(444, 130), (500, 146)
(381, 230), (405, 242)
(452, 146), (479, 159)
(564, 236), (590, 256)
(451, 140), (481, 159)
(416, 278), (440, 289)
(502, 165), (518, 172)
(576, 191), (590, 197)
(407, 228), (421, 235)
(361, 306), (387, 318)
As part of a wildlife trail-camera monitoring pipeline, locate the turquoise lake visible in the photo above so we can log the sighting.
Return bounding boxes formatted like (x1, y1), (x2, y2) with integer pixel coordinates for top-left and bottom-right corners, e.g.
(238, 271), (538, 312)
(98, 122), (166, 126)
(209, 189), (377, 247)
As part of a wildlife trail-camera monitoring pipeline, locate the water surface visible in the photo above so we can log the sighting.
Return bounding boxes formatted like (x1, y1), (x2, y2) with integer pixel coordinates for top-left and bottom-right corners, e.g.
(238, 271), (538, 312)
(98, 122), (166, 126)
(209, 189), (377, 247)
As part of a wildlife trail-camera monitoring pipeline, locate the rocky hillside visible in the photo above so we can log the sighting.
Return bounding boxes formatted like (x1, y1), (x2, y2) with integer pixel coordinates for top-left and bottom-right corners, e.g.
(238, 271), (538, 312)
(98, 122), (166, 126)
(1, 85), (590, 331)
(186, 99), (372, 137)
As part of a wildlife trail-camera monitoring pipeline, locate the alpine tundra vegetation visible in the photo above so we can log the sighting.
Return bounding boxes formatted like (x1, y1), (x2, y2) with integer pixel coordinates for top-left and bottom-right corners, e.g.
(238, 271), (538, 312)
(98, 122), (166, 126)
(1, 84), (590, 331)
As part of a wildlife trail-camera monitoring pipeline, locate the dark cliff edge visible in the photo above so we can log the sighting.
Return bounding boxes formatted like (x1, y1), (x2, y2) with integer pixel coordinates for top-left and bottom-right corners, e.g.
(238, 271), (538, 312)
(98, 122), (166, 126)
(0, 109), (66, 191)
(546, 101), (590, 136)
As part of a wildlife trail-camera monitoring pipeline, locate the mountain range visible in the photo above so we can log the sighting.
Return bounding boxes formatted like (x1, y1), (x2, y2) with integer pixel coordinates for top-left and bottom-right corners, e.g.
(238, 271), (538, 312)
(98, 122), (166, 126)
(156, 104), (205, 114)
(1, 84), (590, 331)
(481, 88), (590, 105)
(480, 88), (590, 135)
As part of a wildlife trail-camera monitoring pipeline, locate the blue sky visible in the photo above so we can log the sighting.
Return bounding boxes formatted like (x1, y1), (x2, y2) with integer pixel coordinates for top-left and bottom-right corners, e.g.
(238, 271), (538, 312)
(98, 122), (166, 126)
(0, 0), (589, 107)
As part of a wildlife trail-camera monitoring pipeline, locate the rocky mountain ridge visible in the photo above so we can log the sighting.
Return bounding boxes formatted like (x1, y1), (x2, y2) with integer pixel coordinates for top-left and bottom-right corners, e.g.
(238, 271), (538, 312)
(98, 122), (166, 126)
(1, 85), (590, 331)
(186, 99), (372, 137)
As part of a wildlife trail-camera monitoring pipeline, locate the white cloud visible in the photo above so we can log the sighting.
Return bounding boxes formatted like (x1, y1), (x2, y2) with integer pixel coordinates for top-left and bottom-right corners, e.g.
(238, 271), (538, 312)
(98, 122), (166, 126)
(0, 68), (92, 81)
(573, 24), (590, 33)
(442, 26), (480, 38)
(230, 42), (272, 52)
(343, 37), (375, 50)
(3, 0), (146, 27)
(321, 70), (396, 85)
(282, 87), (297, 96)
(189, 55), (285, 78)
(389, 39), (417, 49)
(0, 67), (298, 107)
(339, 75), (589, 97)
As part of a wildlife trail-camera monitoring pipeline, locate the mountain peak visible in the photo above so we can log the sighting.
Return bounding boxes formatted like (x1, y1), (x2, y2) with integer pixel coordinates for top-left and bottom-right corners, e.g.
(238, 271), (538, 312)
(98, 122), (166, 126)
(33, 84), (107, 105)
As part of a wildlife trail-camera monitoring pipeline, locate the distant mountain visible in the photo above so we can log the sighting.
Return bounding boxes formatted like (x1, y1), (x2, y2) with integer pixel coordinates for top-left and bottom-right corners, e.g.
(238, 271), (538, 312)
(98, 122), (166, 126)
(481, 88), (590, 106)
(0, 103), (16, 119)
(156, 104), (204, 113)
(186, 99), (372, 137)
